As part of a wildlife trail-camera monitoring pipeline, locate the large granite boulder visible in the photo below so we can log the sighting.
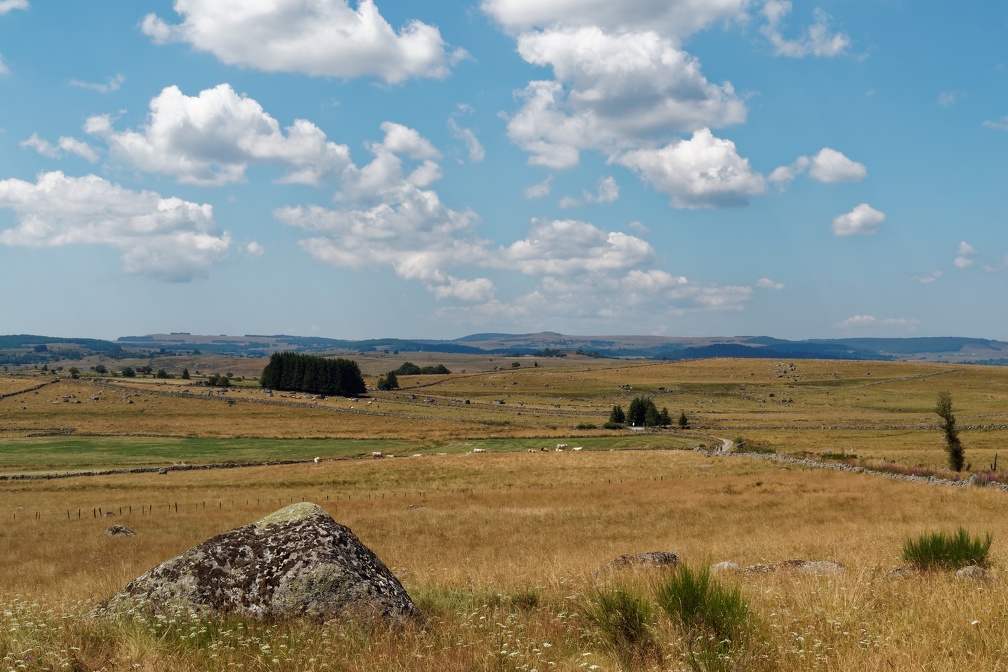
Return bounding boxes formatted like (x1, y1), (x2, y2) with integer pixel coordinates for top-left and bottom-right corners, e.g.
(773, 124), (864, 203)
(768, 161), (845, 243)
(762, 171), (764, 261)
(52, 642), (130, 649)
(101, 502), (418, 621)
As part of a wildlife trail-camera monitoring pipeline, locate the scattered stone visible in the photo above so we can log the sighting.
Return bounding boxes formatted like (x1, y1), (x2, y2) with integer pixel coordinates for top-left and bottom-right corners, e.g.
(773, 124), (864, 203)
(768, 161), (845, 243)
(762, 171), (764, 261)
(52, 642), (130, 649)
(888, 566), (916, 578)
(956, 565), (988, 581)
(405, 504), (425, 510)
(98, 502), (419, 622)
(799, 560), (845, 575)
(105, 525), (136, 537)
(601, 551), (680, 573)
(710, 561), (741, 574)
(743, 559), (844, 576)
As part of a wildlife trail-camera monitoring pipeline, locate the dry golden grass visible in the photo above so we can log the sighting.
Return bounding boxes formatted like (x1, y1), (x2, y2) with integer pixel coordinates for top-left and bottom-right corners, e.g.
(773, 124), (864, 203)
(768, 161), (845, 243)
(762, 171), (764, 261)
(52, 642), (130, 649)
(2, 359), (1008, 669)
(2, 451), (1008, 670)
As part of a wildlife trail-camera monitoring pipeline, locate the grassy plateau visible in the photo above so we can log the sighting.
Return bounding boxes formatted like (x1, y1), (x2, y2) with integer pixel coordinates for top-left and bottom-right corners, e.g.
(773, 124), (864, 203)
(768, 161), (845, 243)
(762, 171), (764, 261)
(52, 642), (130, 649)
(1, 355), (1007, 670)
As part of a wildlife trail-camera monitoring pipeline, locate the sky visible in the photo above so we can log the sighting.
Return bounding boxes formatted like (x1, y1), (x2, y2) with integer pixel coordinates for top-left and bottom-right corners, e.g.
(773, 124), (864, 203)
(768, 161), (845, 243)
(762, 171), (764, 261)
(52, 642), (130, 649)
(0, 1), (1006, 342)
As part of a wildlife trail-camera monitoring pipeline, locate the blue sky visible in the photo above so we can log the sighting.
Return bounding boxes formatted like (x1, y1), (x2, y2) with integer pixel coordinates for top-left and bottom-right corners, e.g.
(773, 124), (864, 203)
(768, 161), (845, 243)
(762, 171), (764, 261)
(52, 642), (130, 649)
(1, 1), (1006, 341)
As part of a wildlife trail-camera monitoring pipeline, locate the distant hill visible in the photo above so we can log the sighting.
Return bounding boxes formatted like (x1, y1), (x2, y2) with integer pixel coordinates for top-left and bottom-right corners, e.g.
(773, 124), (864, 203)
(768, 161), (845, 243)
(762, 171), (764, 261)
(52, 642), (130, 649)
(2, 332), (1007, 367)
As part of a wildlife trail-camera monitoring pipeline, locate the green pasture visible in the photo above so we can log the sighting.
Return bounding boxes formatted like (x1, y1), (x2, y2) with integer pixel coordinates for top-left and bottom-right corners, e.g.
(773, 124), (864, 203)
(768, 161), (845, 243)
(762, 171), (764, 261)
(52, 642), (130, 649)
(0, 433), (700, 474)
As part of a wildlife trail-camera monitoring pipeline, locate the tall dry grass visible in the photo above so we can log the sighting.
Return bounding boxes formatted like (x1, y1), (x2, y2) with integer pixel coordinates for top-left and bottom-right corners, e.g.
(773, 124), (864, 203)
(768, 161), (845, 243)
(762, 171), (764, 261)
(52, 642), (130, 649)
(1, 451), (1008, 670)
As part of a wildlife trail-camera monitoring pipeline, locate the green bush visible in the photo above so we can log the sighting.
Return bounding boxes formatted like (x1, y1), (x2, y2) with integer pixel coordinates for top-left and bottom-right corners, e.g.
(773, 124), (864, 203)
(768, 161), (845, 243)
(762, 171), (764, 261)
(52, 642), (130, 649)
(584, 587), (658, 667)
(656, 564), (758, 672)
(656, 564), (749, 643)
(902, 528), (992, 570)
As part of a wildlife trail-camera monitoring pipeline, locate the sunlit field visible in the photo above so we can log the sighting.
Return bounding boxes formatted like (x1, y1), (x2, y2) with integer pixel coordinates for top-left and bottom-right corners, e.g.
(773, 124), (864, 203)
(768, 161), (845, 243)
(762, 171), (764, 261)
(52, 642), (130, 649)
(1, 357), (1007, 670)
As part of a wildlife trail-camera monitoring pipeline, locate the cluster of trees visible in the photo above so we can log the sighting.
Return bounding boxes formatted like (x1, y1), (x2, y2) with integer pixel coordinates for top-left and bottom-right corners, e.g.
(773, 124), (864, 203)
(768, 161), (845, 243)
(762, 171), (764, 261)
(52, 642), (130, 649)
(393, 362), (451, 375)
(607, 396), (688, 429)
(203, 373), (230, 387)
(376, 371), (399, 391)
(376, 361), (452, 391)
(259, 352), (366, 397)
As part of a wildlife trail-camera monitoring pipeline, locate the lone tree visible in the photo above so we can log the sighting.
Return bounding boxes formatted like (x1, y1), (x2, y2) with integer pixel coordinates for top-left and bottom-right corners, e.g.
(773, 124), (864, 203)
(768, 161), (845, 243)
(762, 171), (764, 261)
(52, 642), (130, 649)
(935, 391), (965, 472)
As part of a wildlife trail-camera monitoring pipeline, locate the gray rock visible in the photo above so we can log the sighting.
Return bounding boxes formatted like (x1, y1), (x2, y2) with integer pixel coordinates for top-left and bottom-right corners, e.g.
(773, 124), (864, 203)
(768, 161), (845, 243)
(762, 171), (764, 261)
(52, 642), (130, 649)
(956, 565), (988, 581)
(105, 525), (136, 537)
(709, 561), (741, 574)
(99, 502), (418, 622)
(798, 560), (845, 576)
(743, 559), (844, 575)
(602, 551), (680, 572)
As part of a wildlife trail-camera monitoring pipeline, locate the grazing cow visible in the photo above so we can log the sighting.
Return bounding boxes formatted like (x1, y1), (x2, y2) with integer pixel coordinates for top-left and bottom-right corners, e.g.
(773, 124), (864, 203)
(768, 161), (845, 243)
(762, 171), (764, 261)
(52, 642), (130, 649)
(472, 448), (486, 453)
(556, 443), (568, 450)
(313, 457), (320, 464)
(371, 451), (383, 459)
(572, 446), (583, 451)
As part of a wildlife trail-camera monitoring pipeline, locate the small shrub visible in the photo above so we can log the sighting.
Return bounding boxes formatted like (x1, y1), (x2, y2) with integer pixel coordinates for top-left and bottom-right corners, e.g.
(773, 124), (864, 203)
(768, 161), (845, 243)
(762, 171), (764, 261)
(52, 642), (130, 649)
(902, 528), (992, 570)
(657, 564), (756, 672)
(603, 421), (625, 430)
(584, 587), (658, 667)
(576, 423), (597, 430)
(656, 564), (749, 643)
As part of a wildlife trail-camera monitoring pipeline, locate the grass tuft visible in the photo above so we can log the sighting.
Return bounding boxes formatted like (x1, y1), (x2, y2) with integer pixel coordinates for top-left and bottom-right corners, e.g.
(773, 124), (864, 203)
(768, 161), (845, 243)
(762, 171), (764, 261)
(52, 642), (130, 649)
(902, 528), (992, 571)
(656, 564), (757, 672)
(583, 586), (659, 667)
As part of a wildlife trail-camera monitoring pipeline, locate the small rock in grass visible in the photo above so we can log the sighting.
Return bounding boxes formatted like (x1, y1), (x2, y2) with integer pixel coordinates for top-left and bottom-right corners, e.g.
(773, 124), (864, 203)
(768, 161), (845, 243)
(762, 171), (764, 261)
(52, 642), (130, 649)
(599, 551), (680, 574)
(956, 565), (988, 581)
(105, 525), (136, 537)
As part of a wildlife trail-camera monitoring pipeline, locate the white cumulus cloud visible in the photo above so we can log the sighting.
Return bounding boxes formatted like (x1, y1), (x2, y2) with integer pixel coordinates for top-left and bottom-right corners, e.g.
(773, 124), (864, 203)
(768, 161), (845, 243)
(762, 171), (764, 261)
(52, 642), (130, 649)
(142, 0), (463, 84)
(21, 133), (99, 163)
(614, 129), (766, 208)
(448, 118), (485, 163)
(982, 116), (1008, 131)
(481, 0), (748, 38)
(761, 1), (849, 58)
(831, 203), (884, 236)
(276, 123), (493, 302)
(560, 176), (619, 208)
(69, 74), (125, 93)
(507, 27), (746, 168)
(497, 218), (653, 275)
(809, 148), (866, 183)
(913, 270), (942, 284)
(0, 0), (27, 15)
(770, 148), (865, 186)
(87, 83), (352, 186)
(0, 171), (230, 281)
(756, 277), (784, 290)
(954, 241), (976, 269)
(524, 175), (552, 199)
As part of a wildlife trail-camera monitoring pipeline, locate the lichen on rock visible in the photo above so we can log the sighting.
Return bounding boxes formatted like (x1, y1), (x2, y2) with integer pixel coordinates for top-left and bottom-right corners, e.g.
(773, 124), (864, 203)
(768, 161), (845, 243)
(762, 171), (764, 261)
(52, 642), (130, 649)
(99, 502), (418, 622)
